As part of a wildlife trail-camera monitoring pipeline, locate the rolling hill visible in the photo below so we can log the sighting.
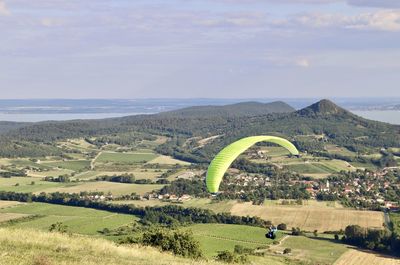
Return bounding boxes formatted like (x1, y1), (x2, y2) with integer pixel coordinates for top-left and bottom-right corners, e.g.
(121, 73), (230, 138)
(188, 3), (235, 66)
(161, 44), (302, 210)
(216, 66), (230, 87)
(0, 99), (398, 159)
(159, 101), (295, 118)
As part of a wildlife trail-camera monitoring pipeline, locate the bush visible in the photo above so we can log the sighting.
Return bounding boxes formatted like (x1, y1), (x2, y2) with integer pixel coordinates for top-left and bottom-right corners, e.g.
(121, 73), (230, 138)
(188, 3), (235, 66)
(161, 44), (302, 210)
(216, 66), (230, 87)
(49, 222), (68, 233)
(277, 223), (287, 230)
(215, 251), (235, 263)
(215, 250), (249, 264)
(141, 228), (202, 259)
(334, 234), (339, 240)
(283, 248), (292, 254)
(234, 245), (253, 255)
(291, 227), (303, 236)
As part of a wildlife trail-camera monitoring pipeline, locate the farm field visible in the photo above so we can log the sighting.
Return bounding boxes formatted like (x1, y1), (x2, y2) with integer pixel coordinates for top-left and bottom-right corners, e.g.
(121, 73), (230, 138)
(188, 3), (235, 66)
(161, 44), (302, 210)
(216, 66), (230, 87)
(186, 223), (282, 258)
(28, 169), (74, 178)
(72, 169), (167, 180)
(96, 152), (159, 163)
(0, 177), (73, 193)
(0, 203), (137, 235)
(334, 249), (400, 265)
(42, 181), (165, 196)
(147, 155), (190, 165)
(231, 202), (384, 232)
(272, 235), (349, 264)
(41, 160), (90, 171)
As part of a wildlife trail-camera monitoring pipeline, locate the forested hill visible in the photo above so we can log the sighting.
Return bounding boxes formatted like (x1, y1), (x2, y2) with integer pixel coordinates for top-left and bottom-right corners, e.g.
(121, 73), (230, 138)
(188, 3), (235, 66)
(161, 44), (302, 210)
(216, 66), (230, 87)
(0, 99), (399, 158)
(158, 101), (295, 118)
(0, 121), (30, 135)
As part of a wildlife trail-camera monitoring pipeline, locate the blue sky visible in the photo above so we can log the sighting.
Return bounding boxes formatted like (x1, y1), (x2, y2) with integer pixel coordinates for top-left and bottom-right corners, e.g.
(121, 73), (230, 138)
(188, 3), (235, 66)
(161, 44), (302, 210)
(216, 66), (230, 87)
(0, 0), (400, 98)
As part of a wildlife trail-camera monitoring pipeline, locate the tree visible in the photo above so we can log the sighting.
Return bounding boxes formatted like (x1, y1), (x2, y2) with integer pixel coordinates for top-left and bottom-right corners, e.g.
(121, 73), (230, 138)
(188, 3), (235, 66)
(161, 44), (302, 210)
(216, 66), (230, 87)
(141, 228), (202, 259)
(277, 223), (287, 230)
(291, 227), (302, 236)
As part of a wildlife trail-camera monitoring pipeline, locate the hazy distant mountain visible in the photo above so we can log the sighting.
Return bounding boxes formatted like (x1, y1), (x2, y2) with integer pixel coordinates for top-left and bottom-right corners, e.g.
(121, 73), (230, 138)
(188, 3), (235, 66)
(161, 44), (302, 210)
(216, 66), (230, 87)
(159, 101), (295, 118)
(0, 99), (399, 158)
(0, 121), (30, 135)
(296, 99), (350, 116)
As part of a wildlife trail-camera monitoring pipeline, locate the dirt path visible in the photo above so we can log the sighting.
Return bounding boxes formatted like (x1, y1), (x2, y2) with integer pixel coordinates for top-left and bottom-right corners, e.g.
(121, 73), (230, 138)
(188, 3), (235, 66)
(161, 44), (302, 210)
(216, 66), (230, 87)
(193, 233), (268, 245)
(91, 151), (102, 170)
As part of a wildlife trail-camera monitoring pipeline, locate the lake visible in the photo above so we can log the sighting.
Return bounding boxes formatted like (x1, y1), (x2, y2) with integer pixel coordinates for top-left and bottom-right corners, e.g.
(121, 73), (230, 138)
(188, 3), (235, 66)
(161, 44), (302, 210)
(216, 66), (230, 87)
(353, 110), (400, 125)
(0, 99), (398, 124)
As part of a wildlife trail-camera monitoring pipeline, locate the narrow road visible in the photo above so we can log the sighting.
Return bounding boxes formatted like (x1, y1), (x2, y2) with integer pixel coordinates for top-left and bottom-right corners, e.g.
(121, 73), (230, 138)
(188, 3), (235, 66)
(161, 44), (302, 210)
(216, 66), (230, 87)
(91, 151), (102, 170)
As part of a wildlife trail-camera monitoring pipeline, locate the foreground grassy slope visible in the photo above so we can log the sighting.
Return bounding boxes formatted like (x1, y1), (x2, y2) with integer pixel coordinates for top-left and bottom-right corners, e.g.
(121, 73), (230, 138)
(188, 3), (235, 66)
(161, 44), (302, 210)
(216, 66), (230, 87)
(0, 228), (291, 265)
(0, 202), (137, 235)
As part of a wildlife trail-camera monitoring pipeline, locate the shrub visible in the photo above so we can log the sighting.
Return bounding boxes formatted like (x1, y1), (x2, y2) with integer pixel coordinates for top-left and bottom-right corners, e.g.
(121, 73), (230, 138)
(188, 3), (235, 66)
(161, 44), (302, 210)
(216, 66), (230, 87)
(141, 228), (202, 259)
(49, 222), (68, 233)
(277, 223), (287, 230)
(291, 227), (303, 236)
(215, 250), (249, 264)
(283, 248), (292, 254)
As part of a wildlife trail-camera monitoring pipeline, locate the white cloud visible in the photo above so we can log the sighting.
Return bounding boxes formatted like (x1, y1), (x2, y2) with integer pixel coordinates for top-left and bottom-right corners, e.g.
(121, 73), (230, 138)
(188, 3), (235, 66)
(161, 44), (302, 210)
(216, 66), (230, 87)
(350, 10), (400, 31)
(0, 1), (10, 16)
(264, 53), (312, 68)
(283, 10), (400, 32)
(296, 58), (311, 67)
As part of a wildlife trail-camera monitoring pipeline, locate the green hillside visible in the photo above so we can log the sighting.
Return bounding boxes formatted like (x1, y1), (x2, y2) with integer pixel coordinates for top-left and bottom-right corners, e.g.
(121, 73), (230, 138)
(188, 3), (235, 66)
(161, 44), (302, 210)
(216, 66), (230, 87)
(0, 228), (293, 265)
(0, 99), (398, 161)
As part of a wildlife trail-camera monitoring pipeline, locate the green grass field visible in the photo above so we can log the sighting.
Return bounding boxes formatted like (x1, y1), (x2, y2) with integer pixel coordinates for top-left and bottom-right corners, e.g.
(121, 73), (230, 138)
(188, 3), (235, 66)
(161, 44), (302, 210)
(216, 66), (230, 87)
(186, 223), (282, 258)
(272, 235), (349, 264)
(284, 163), (336, 174)
(390, 213), (400, 234)
(325, 144), (357, 157)
(42, 181), (165, 196)
(0, 227), (292, 265)
(96, 152), (159, 163)
(0, 177), (74, 193)
(41, 160), (91, 171)
(0, 203), (137, 235)
(28, 169), (74, 178)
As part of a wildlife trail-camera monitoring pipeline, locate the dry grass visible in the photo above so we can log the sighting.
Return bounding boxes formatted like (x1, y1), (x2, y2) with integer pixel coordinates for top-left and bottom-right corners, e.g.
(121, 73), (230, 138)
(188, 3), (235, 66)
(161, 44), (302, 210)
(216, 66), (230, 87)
(0, 200), (20, 209)
(334, 249), (400, 265)
(0, 228), (223, 265)
(0, 213), (30, 222)
(147, 155), (190, 165)
(41, 181), (164, 196)
(231, 202), (384, 232)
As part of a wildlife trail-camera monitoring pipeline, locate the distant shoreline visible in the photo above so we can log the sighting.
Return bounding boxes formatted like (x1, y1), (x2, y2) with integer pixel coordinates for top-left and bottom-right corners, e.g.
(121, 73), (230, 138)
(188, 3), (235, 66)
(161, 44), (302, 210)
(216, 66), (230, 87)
(0, 109), (399, 125)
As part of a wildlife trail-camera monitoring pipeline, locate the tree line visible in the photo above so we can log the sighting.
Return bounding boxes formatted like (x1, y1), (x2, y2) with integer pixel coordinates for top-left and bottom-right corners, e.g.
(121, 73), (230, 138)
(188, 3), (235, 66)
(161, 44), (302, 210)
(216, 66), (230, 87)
(0, 191), (271, 228)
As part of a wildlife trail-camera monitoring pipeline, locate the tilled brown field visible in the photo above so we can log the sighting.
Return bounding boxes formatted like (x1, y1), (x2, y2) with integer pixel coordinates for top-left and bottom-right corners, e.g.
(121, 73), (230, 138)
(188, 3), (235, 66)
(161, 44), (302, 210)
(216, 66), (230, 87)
(231, 202), (384, 232)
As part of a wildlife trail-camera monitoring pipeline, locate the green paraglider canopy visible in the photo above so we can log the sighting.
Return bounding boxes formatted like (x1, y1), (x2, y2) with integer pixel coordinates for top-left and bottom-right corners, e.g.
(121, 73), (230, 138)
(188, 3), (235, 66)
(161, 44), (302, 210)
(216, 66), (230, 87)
(206, 136), (299, 193)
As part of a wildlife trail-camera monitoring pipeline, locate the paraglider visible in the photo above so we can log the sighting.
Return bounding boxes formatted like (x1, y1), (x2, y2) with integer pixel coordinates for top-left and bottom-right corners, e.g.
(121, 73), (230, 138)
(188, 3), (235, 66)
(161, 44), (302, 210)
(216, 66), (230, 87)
(206, 136), (299, 193)
(265, 226), (278, 239)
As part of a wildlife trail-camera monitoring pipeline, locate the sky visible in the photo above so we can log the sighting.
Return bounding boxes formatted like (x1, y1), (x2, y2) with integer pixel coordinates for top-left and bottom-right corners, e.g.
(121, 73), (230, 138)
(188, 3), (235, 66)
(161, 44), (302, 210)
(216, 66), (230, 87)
(1, 0), (400, 99)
